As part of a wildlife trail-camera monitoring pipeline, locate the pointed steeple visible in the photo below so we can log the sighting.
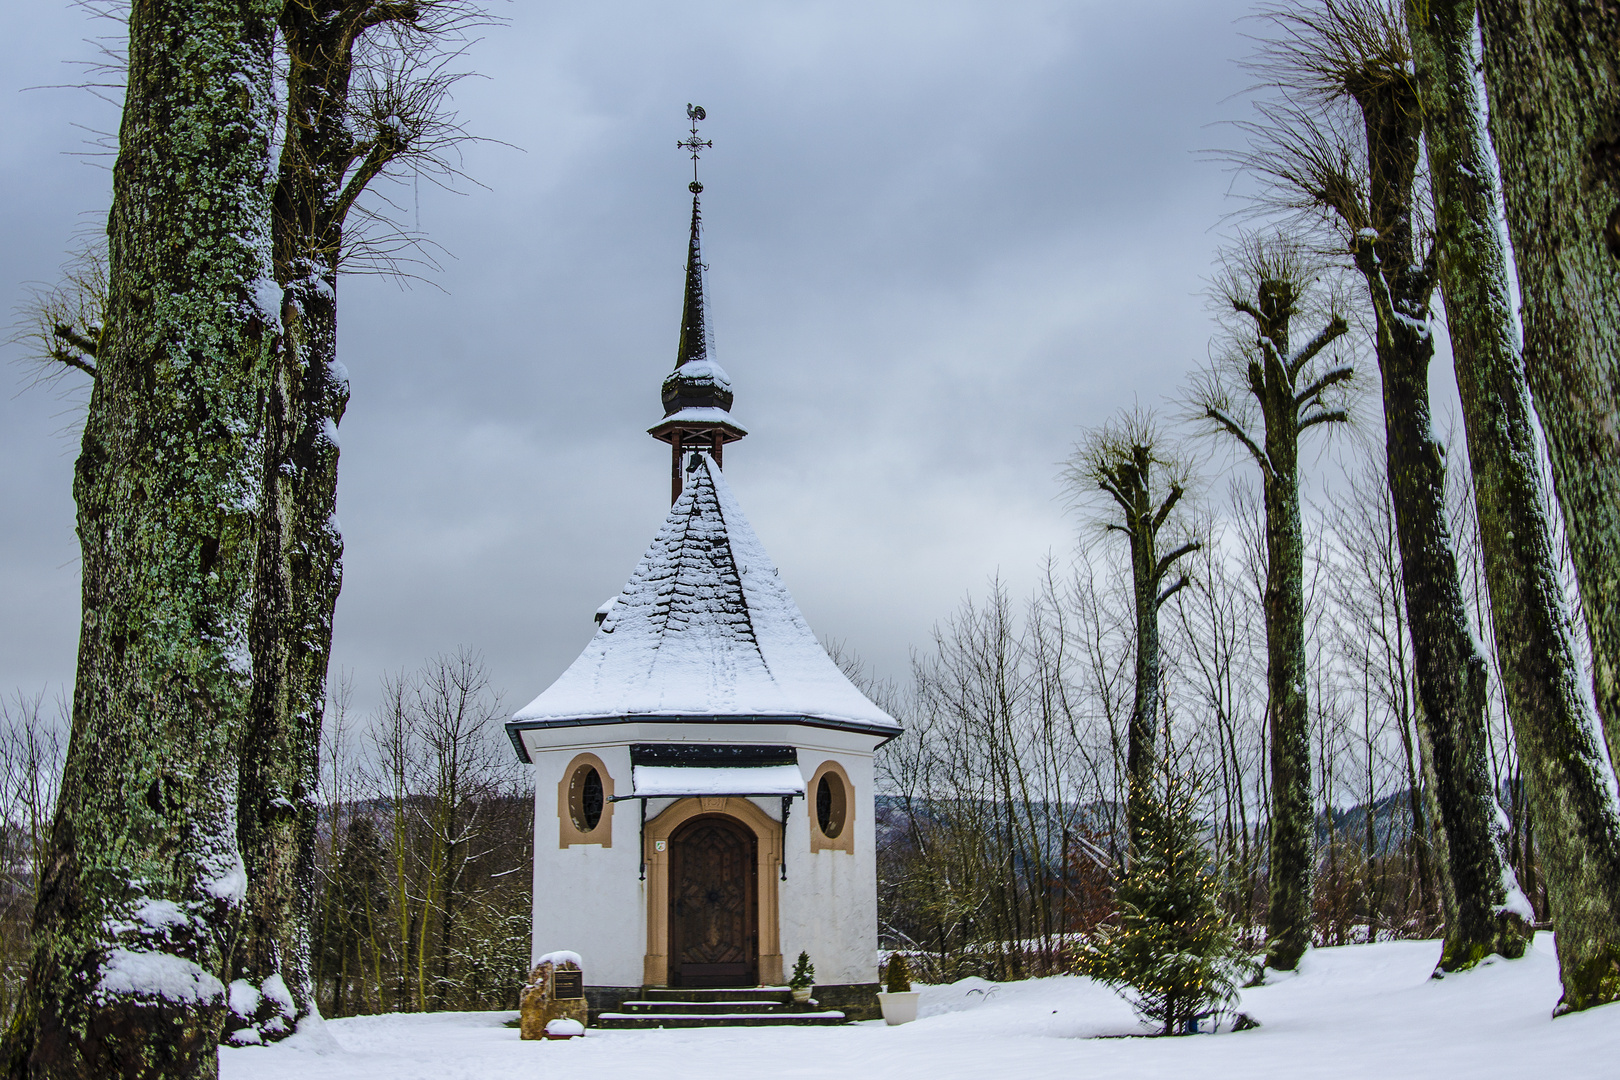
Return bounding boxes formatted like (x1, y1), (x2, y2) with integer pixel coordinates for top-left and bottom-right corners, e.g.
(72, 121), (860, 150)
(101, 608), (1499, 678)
(650, 105), (747, 504)
(674, 192), (709, 370)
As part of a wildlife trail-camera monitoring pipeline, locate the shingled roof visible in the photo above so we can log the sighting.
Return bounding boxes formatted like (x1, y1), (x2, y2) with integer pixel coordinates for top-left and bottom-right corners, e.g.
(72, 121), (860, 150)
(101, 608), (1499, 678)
(509, 453), (899, 740)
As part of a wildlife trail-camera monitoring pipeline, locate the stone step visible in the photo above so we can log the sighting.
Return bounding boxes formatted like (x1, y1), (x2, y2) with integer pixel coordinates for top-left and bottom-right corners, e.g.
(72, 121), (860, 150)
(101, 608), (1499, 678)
(620, 1000), (792, 1015)
(639, 986), (793, 1004)
(596, 1010), (846, 1030)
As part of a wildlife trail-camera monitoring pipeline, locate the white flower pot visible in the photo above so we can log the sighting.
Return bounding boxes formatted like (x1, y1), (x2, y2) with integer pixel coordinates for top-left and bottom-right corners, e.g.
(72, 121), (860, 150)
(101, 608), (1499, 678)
(791, 986), (813, 1004)
(876, 990), (920, 1025)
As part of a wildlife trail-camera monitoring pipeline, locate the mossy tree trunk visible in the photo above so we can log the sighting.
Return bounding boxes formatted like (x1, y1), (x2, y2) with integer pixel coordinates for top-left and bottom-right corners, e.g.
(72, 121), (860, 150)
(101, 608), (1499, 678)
(233, 0), (417, 1044)
(1478, 0), (1620, 778)
(2, 1), (279, 1076)
(1200, 248), (1351, 971)
(1475, 0), (1620, 1013)
(1409, 0), (1615, 979)
(1079, 420), (1199, 854)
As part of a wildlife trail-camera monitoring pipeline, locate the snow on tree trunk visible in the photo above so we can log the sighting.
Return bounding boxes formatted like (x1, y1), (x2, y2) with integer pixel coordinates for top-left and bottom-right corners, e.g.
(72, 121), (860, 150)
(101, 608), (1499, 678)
(1325, 23), (1528, 982)
(231, 0), (370, 1042)
(1479, 0), (1620, 782)
(1477, 0), (1620, 1012)
(2, 2), (278, 1077)
(1408, 0), (1598, 975)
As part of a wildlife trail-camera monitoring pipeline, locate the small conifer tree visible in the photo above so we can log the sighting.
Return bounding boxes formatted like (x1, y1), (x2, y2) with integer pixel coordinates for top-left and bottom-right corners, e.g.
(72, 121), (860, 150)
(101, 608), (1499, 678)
(789, 951), (815, 990)
(884, 954), (912, 993)
(1071, 762), (1243, 1035)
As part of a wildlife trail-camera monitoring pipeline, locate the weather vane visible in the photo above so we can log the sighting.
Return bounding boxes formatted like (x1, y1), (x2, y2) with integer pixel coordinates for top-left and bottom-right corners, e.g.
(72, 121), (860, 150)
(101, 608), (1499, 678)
(679, 104), (711, 193)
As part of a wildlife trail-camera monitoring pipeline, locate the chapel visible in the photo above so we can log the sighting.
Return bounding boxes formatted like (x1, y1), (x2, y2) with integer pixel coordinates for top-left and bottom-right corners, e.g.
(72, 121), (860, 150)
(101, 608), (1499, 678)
(505, 115), (900, 1021)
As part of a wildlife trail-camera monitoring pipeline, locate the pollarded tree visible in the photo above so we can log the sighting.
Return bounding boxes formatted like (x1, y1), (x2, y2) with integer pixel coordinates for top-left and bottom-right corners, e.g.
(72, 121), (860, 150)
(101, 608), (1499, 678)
(2, 1), (279, 1076)
(234, 0), (483, 1044)
(1237, 0), (1532, 975)
(1066, 410), (1199, 854)
(1190, 234), (1352, 972)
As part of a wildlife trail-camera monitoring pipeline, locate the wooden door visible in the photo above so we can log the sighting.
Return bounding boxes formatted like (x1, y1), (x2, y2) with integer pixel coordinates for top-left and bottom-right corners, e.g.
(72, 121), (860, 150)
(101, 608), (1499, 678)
(668, 815), (758, 987)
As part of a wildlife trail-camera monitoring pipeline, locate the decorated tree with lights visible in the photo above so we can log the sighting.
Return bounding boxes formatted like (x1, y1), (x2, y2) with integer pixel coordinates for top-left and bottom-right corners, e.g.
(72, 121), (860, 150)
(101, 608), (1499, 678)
(1071, 758), (1244, 1036)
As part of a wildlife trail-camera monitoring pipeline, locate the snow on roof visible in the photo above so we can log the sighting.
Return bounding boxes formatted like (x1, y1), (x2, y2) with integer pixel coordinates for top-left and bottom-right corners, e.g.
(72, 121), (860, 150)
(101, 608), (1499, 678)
(629, 763), (807, 798)
(512, 453), (898, 734)
(649, 406), (746, 432)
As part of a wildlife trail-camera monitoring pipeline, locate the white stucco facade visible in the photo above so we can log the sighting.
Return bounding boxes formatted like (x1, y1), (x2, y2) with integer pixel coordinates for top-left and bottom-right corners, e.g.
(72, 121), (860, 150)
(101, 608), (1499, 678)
(521, 721), (885, 989)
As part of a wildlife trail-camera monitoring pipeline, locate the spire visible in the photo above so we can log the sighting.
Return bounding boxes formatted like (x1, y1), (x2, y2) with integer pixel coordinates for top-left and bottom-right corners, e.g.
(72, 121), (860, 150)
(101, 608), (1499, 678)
(675, 192), (708, 368)
(651, 104), (745, 505)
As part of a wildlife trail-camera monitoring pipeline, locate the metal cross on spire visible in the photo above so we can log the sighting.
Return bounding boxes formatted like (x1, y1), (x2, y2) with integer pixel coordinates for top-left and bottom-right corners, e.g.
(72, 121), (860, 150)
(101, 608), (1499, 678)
(679, 103), (711, 193)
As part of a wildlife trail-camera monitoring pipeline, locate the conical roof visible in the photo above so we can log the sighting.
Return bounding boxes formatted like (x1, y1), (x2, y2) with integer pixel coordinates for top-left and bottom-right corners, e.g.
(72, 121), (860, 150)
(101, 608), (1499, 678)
(511, 453), (898, 735)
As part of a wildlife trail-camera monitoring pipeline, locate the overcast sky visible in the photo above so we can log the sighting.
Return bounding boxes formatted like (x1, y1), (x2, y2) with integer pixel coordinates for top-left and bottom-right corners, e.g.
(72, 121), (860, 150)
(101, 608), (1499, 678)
(2, 2), (1372, 722)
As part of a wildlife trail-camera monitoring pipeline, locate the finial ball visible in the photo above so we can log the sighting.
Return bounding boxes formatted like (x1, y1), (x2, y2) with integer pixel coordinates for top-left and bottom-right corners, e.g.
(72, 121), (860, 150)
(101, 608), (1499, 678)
(689, 181), (704, 194)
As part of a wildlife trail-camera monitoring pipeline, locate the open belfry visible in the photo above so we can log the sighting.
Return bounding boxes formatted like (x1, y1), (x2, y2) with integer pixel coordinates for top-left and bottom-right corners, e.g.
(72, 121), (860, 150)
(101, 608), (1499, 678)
(506, 107), (900, 1028)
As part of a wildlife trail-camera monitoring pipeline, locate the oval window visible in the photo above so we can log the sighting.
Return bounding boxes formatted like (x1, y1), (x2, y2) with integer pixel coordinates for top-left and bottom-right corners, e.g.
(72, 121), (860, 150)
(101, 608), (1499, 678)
(816, 772), (846, 839)
(570, 765), (604, 833)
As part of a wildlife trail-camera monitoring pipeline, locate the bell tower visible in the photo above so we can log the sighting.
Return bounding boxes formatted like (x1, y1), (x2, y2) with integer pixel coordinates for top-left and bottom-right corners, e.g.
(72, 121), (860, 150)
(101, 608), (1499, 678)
(647, 104), (747, 503)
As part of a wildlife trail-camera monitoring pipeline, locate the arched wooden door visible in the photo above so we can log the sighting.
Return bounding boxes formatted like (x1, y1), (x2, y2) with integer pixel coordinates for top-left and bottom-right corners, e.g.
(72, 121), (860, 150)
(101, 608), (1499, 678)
(667, 814), (758, 987)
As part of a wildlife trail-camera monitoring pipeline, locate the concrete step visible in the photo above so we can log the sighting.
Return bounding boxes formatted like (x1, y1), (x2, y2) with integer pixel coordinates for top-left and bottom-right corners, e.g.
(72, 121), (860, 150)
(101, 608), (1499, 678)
(639, 986), (793, 1004)
(620, 1000), (791, 1015)
(596, 1010), (846, 1029)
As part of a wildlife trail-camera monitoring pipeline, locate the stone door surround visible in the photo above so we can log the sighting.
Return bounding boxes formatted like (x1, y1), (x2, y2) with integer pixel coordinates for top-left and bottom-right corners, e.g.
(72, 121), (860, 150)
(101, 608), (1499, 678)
(643, 796), (783, 987)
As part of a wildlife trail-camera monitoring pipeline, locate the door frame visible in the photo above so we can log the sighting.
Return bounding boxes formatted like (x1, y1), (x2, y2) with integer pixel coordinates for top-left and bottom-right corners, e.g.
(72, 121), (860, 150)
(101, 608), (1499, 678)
(643, 797), (783, 986)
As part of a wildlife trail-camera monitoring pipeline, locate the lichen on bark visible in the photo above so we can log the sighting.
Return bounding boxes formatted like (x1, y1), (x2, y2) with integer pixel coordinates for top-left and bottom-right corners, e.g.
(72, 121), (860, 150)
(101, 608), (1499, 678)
(2, 1), (281, 1077)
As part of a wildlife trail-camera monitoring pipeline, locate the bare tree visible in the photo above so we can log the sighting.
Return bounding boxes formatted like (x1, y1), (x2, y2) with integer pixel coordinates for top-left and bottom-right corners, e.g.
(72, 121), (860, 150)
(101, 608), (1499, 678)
(1189, 234), (1352, 972)
(1067, 409), (1199, 853)
(0, 694), (67, 1036)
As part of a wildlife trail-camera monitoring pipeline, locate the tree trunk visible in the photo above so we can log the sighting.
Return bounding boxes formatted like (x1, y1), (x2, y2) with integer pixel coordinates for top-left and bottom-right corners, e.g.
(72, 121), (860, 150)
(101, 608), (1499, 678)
(1479, 0), (1620, 773)
(230, 0), (355, 1042)
(1411, 0), (1607, 976)
(1261, 423), (1312, 972)
(1478, 0), (1620, 1009)
(2, 2), (278, 1076)
(1342, 43), (1528, 979)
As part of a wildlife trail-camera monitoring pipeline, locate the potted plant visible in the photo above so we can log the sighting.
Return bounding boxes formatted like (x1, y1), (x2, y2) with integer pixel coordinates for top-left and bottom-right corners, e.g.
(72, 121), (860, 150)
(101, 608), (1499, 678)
(789, 951), (815, 1004)
(876, 954), (920, 1025)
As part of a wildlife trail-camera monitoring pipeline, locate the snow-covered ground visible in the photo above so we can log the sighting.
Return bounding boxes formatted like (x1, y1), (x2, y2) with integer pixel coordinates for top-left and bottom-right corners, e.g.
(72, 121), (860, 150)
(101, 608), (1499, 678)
(222, 934), (1618, 1080)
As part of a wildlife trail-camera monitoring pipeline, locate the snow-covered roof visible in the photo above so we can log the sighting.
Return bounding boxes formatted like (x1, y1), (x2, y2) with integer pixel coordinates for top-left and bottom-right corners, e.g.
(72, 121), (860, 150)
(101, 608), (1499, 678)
(628, 763), (807, 798)
(510, 453), (899, 741)
(649, 406), (746, 432)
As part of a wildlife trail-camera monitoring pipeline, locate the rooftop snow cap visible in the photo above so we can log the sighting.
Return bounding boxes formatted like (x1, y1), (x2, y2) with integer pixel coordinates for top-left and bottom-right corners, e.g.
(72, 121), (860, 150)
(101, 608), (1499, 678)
(509, 453), (899, 742)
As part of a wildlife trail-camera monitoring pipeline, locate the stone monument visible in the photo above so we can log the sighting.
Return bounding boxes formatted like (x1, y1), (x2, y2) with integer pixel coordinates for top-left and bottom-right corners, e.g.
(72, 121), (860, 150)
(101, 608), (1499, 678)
(520, 951), (588, 1040)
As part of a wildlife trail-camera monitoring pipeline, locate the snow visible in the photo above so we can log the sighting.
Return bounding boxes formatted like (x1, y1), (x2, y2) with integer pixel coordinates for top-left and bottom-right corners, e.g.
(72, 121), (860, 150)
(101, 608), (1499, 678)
(546, 1018), (586, 1037)
(220, 936), (1619, 1080)
(535, 951), (582, 968)
(97, 947), (225, 1006)
(511, 454), (897, 734)
(649, 406), (746, 430)
(630, 763), (806, 798)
